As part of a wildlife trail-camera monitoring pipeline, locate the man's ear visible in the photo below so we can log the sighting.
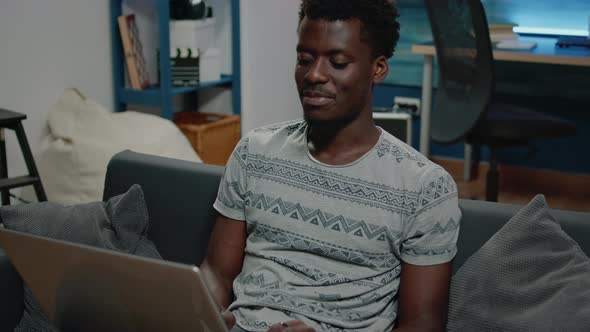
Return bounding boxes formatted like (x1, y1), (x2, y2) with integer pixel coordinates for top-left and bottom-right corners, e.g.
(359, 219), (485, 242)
(372, 56), (389, 84)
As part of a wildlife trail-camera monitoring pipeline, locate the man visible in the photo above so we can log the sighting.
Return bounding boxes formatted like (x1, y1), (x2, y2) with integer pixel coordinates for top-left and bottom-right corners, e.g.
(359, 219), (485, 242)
(201, 1), (461, 331)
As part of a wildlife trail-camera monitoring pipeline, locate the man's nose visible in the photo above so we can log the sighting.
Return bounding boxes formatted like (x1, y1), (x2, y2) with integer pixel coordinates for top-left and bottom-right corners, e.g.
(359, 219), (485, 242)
(304, 59), (329, 84)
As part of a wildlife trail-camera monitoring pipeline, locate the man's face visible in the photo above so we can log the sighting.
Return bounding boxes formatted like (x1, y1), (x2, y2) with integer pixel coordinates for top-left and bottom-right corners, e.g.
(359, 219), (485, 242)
(295, 17), (385, 124)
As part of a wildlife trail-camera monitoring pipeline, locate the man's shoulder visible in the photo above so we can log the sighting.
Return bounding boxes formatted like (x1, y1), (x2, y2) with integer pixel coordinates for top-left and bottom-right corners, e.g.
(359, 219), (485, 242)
(374, 130), (456, 194)
(375, 130), (438, 172)
(243, 119), (306, 148)
(250, 119), (306, 135)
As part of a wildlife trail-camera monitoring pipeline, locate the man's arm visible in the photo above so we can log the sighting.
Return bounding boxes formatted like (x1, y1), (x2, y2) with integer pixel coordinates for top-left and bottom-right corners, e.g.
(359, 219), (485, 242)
(200, 215), (247, 309)
(394, 262), (452, 332)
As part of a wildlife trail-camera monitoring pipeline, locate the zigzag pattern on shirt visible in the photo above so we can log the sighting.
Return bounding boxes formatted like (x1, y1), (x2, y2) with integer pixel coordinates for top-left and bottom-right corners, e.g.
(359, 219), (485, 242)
(250, 222), (397, 269)
(429, 217), (460, 235)
(217, 181), (244, 211)
(253, 119), (304, 134)
(358, 291), (397, 312)
(240, 284), (371, 322)
(259, 256), (384, 289)
(264, 254), (353, 286)
(285, 121), (306, 136)
(416, 172), (458, 214)
(234, 315), (271, 331)
(246, 155), (421, 215)
(244, 191), (401, 242)
(402, 244), (455, 258)
(375, 139), (429, 167)
(366, 265), (402, 285)
(238, 272), (280, 289)
(231, 137), (249, 167)
(266, 255), (398, 288)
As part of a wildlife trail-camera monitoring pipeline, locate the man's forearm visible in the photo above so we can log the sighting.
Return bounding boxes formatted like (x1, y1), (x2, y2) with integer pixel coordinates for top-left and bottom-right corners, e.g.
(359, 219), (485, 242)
(200, 260), (234, 309)
(393, 314), (445, 332)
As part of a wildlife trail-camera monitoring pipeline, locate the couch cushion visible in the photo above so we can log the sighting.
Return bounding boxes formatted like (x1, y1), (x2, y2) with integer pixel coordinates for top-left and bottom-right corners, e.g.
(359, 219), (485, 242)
(455, 199), (590, 275)
(447, 195), (590, 331)
(103, 151), (224, 266)
(0, 184), (161, 332)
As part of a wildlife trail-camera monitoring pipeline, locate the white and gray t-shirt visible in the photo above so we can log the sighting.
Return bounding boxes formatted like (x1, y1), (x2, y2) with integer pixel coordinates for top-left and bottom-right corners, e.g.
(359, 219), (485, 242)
(213, 119), (461, 332)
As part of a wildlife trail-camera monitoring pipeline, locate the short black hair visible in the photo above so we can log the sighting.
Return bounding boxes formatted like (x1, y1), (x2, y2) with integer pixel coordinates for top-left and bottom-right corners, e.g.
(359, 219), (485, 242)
(298, 0), (400, 59)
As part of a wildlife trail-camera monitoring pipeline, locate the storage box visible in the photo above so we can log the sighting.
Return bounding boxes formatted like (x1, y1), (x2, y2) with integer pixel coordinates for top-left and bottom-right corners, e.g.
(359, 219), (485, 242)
(173, 112), (241, 166)
(170, 18), (215, 51)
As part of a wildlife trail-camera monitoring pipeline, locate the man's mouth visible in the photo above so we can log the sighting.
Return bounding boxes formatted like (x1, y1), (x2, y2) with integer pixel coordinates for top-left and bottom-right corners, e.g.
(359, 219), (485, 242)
(302, 90), (335, 107)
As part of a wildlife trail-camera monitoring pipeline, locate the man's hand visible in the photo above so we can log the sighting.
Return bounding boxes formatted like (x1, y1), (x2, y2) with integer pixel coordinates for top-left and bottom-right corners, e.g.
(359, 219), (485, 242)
(266, 320), (316, 332)
(221, 310), (236, 329)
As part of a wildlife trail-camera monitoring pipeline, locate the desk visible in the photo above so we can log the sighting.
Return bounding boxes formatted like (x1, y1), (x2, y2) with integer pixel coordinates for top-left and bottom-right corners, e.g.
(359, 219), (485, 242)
(411, 36), (590, 158)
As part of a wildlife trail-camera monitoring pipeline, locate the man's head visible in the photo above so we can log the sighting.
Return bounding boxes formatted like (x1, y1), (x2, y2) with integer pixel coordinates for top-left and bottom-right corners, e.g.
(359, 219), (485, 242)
(295, 0), (400, 125)
(298, 0), (400, 59)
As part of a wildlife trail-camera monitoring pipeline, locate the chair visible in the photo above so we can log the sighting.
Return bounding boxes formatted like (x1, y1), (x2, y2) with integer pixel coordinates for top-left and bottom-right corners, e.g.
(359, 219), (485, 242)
(423, 0), (576, 202)
(0, 109), (46, 205)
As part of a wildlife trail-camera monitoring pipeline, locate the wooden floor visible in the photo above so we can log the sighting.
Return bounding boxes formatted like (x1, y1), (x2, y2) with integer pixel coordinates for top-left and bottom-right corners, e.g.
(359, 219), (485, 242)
(434, 158), (590, 212)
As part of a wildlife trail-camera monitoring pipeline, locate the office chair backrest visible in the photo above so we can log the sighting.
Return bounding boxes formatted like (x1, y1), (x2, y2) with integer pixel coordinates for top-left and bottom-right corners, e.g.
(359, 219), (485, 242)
(424, 0), (495, 144)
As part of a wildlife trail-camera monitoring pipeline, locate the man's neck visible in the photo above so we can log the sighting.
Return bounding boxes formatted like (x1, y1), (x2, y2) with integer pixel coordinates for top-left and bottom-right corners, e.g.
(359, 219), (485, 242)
(307, 115), (380, 166)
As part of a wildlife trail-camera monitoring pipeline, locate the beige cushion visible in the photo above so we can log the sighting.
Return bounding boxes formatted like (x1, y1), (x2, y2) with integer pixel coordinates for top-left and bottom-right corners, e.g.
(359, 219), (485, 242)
(30, 89), (201, 204)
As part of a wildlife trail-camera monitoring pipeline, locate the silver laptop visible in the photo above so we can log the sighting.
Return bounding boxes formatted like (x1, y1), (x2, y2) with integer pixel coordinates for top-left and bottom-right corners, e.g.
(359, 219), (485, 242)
(0, 227), (228, 332)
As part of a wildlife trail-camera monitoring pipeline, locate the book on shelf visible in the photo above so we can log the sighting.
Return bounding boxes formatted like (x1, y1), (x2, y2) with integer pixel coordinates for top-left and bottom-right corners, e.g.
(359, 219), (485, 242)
(488, 23), (519, 43)
(118, 14), (150, 90)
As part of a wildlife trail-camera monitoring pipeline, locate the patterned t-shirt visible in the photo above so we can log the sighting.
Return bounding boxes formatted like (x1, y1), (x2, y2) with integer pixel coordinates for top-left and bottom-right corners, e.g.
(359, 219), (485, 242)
(213, 119), (461, 332)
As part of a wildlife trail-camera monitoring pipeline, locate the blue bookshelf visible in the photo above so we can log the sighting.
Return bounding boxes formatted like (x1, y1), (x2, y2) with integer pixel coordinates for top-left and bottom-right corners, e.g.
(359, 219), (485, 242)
(110, 0), (241, 120)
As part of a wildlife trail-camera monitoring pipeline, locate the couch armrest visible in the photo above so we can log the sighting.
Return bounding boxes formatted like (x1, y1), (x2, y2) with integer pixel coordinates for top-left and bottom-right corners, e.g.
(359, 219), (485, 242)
(0, 248), (23, 331)
(103, 150), (225, 266)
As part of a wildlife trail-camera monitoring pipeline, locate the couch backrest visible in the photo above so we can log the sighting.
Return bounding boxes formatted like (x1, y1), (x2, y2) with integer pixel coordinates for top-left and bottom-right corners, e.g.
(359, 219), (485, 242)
(105, 151), (590, 278)
(455, 198), (590, 274)
(103, 150), (224, 266)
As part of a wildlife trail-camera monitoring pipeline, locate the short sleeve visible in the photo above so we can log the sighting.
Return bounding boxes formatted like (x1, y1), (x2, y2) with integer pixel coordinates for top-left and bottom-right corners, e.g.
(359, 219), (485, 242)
(213, 135), (250, 221)
(400, 168), (461, 266)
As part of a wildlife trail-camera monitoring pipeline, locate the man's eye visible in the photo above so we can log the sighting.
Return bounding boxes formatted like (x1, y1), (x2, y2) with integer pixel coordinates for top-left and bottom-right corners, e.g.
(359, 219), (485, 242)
(297, 57), (312, 65)
(331, 62), (349, 69)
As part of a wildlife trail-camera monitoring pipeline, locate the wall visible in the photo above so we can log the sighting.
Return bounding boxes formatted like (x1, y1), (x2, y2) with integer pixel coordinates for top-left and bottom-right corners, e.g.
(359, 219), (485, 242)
(0, 0), (113, 182)
(239, 0), (302, 133)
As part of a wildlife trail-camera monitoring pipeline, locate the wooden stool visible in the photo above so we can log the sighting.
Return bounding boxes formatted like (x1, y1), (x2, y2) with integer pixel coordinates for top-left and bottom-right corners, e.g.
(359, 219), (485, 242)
(0, 109), (46, 205)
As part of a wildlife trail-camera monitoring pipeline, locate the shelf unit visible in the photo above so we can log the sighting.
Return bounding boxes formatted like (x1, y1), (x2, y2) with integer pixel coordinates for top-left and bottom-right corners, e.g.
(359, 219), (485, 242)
(110, 0), (241, 120)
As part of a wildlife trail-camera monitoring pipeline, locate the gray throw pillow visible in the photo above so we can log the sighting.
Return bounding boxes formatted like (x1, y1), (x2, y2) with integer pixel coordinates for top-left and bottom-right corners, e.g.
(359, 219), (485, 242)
(0, 184), (161, 332)
(447, 195), (590, 331)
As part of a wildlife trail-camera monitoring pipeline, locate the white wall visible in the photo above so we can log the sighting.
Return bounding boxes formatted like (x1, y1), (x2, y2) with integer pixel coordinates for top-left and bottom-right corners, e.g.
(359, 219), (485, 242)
(0, 0), (301, 184)
(0, 0), (113, 180)
(239, 0), (302, 133)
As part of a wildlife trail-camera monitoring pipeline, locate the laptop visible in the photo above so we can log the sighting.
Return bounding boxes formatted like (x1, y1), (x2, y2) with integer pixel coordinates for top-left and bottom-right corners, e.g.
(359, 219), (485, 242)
(0, 227), (228, 332)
